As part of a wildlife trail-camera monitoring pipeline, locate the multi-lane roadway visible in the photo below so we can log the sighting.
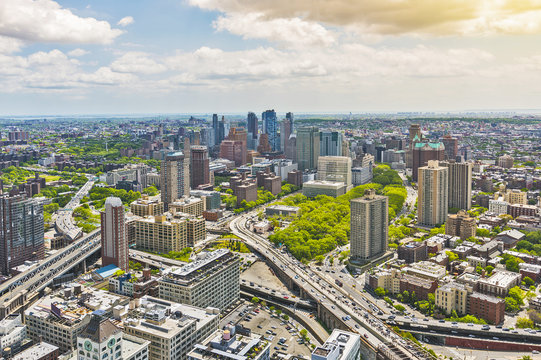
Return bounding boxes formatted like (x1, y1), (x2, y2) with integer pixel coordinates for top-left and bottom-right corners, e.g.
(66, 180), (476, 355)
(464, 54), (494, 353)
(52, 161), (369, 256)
(230, 214), (435, 360)
(55, 178), (95, 241)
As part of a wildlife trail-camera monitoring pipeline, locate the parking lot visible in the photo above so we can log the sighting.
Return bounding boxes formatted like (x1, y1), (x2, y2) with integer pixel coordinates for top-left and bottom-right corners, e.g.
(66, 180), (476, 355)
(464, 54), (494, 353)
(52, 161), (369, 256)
(231, 303), (319, 359)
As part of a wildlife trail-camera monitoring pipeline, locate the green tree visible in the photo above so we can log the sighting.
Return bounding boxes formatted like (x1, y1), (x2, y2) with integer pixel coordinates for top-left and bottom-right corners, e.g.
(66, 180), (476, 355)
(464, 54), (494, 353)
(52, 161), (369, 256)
(446, 251), (459, 262)
(523, 276), (535, 287)
(505, 297), (520, 312)
(394, 304), (405, 313)
(508, 286), (525, 305)
(516, 317), (535, 329)
(251, 297), (259, 304)
(375, 287), (386, 297)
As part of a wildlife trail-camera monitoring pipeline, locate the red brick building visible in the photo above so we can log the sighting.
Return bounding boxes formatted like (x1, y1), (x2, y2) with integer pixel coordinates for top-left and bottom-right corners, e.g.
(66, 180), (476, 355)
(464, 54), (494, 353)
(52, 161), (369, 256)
(399, 274), (438, 301)
(468, 292), (505, 325)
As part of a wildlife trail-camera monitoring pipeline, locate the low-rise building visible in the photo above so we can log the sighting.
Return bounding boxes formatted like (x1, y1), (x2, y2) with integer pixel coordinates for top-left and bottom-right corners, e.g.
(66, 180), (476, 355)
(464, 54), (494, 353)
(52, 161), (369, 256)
(399, 274), (438, 301)
(365, 268), (401, 295)
(488, 199), (509, 215)
(474, 240), (499, 259)
(109, 268), (159, 298)
(187, 325), (270, 360)
(495, 229), (526, 249)
(403, 261), (446, 281)
(519, 263), (541, 282)
(0, 314), (26, 355)
(397, 242), (427, 264)
(124, 296), (219, 360)
(24, 285), (129, 352)
(302, 180), (346, 198)
(311, 330), (360, 360)
(467, 256), (487, 268)
(477, 271), (522, 297)
(11, 342), (59, 360)
(159, 249), (240, 310)
(265, 205), (300, 217)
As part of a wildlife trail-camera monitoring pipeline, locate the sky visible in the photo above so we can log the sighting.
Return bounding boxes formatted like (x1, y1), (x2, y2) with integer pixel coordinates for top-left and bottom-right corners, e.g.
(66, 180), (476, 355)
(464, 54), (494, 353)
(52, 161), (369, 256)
(3, 0), (541, 115)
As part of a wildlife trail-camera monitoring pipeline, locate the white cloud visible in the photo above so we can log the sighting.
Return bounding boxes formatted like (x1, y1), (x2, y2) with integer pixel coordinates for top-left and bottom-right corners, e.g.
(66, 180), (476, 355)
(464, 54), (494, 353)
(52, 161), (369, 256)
(189, 0), (541, 36)
(79, 67), (136, 85)
(214, 12), (334, 47)
(0, 36), (23, 54)
(68, 48), (89, 57)
(0, 0), (123, 44)
(110, 52), (167, 74)
(117, 16), (134, 27)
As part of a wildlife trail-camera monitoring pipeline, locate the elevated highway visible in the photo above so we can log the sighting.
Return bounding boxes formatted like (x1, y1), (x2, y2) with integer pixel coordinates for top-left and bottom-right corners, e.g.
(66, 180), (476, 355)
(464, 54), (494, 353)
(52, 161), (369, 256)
(0, 229), (101, 319)
(231, 215), (436, 360)
(55, 178), (95, 241)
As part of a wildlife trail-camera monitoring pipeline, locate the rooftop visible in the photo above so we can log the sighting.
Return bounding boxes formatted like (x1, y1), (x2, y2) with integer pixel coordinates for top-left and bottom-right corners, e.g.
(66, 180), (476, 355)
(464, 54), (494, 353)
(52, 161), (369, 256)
(125, 296), (219, 339)
(12, 342), (58, 360)
(478, 271), (521, 288)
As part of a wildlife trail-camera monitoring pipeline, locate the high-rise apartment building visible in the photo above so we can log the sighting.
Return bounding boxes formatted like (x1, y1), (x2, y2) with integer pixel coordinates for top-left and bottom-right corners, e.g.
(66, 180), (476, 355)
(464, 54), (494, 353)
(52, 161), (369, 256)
(412, 142), (445, 181)
(350, 189), (388, 263)
(442, 160), (472, 210)
(319, 131), (343, 156)
(191, 146), (210, 188)
(296, 126), (320, 171)
(135, 215), (187, 253)
(100, 197), (128, 272)
(442, 135), (458, 160)
(262, 110), (279, 151)
(280, 117), (292, 157)
(161, 152), (190, 210)
(418, 160), (448, 226)
(0, 192), (44, 275)
(497, 154), (514, 168)
(317, 156), (352, 187)
(247, 112), (258, 140)
(219, 140), (246, 167)
(212, 114), (219, 146)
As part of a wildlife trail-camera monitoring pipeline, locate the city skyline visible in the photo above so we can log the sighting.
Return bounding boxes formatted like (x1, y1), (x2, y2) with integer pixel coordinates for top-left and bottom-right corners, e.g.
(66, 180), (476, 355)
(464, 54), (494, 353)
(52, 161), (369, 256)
(5, 1), (541, 115)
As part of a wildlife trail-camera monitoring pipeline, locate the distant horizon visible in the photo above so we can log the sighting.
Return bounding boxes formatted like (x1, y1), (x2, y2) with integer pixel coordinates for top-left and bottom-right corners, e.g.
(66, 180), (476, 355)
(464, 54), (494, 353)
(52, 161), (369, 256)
(3, 108), (541, 119)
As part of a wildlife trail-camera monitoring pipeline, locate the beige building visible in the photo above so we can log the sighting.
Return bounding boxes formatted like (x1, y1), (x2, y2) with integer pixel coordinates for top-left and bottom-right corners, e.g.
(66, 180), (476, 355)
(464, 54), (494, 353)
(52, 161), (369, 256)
(350, 189), (388, 263)
(418, 160), (448, 227)
(159, 249), (240, 310)
(446, 210), (477, 240)
(130, 196), (164, 217)
(365, 268), (401, 295)
(170, 197), (206, 216)
(435, 282), (470, 316)
(186, 217), (206, 247)
(24, 286), (129, 353)
(403, 261), (446, 281)
(497, 154), (514, 168)
(161, 152), (190, 210)
(504, 189), (527, 205)
(442, 161), (472, 210)
(317, 156), (352, 187)
(124, 296), (219, 360)
(135, 215), (187, 253)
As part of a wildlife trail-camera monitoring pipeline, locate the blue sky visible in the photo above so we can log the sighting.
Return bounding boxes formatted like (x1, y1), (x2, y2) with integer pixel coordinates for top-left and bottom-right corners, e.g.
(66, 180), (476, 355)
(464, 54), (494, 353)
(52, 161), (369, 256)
(3, 0), (541, 115)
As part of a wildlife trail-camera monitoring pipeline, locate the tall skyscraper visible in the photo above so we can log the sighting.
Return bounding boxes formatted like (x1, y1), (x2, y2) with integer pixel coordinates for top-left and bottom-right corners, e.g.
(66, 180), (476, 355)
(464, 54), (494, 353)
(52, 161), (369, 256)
(191, 145), (210, 187)
(296, 126), (320, 171)
(442, 160), (472, 210)
(317, 156), (352, 187)
(350, 189), (388, 263)
(0, 192), (44, 275)
(218, 116), (226, 144)
(418, 160), (449, 227)
(212, 114), (219, 145)
(100, 197), (128, 271)
(161, 152), (190, 210)
(286, 112), (294, 133)
(247, 112), (258, 139)
(320, 131), (343, 156)
(409, 123), (422, 144)
(262, 109), (279, 151)
(280, 115), (293, 157)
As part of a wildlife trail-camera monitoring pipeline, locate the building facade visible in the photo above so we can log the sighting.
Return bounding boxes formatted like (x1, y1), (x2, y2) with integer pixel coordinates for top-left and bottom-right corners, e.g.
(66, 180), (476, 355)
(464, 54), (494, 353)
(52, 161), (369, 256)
(161, 152), (190, 210)
(296, 127), (320, 171)
(418, 161), (448, 227)
(317, 156), (352, 187)
(350, 189), (388, 263)
(442, 160), (472, 210)
(191, 146), (210, 188)
(101, 197), (128, 272)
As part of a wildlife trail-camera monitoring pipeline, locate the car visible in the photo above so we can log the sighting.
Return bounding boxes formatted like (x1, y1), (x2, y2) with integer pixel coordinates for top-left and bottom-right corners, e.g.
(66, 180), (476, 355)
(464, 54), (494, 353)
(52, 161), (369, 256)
(533, 350), (540, 354)
(468, 334), (475, 338)
(439, 319), (445, 323)
(502, 328), (510, 331)
(355, 324), (360, 329)
(482, 325), (490, 330)
(363, 334), (368, 339)
(423, 318), (429, 322)
(467, 323), (474, 327)
(274, 346), (279, 350)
